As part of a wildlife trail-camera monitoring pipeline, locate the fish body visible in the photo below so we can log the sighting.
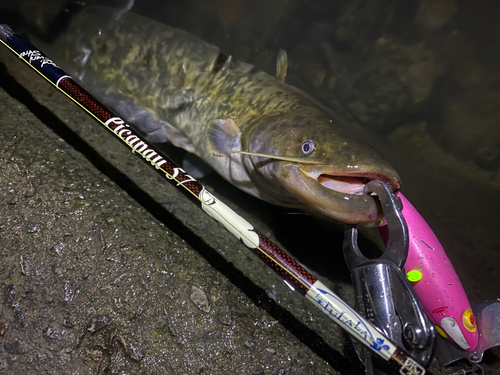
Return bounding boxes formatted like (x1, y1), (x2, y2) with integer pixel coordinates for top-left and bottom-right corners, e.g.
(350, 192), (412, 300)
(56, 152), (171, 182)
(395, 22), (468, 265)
(43, 6), (400, 225)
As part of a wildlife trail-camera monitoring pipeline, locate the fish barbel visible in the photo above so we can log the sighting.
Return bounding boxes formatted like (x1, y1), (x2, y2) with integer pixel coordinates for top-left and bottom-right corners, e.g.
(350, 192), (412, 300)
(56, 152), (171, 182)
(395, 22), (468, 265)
(42, 6), (400, 225)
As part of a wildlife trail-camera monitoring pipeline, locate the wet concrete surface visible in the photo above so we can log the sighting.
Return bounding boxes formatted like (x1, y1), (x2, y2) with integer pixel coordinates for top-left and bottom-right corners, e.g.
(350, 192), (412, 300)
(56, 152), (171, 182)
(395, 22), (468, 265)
(0, 46), (359, 374)
(1, 1), (500, 374)
(0, 51), (348, 374)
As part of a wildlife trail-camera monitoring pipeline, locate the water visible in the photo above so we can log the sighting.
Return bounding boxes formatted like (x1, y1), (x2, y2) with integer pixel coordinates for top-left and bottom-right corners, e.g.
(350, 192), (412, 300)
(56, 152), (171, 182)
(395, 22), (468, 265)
(2, 0), (500, 372)
(118, 0), (500, 301)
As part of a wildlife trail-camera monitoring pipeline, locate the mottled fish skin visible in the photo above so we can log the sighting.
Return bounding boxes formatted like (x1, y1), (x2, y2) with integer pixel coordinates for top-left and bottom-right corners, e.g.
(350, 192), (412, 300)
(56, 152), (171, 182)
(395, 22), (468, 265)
(43, 6), (400, 225)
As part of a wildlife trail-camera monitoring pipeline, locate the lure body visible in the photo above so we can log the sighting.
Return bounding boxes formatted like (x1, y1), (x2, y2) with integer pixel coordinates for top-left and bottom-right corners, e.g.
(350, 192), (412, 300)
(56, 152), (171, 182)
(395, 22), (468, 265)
(397, 195), (478, 351)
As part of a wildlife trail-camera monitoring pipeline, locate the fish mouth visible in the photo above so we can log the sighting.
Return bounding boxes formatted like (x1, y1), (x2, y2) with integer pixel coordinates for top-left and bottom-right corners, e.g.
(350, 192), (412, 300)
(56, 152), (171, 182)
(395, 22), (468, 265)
(312, 171), (398, 195)
(281, 165), (400, 225)
(316, 174), (372, 195)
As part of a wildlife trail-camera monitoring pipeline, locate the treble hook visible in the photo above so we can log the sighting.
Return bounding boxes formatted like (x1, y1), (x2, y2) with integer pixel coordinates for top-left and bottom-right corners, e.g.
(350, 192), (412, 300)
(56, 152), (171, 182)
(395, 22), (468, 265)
(449, 363), (485, 375)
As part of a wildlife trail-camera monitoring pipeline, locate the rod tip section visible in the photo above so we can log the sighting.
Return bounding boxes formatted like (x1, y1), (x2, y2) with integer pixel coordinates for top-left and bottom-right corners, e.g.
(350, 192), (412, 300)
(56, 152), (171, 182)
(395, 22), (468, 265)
(0, 24), (14, 41)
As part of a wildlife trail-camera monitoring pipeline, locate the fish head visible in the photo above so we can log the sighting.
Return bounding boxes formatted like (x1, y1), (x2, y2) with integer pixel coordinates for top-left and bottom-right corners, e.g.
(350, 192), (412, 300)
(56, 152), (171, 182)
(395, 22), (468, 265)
(245, 111), (401, 226)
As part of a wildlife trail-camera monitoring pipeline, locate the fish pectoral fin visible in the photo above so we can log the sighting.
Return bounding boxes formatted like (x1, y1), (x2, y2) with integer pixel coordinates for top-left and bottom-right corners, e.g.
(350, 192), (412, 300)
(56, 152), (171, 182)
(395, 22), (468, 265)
(128, 108), (195, 152)
(84, 81), (196, 152)
(208, 118), (242, 156)
(162, 124), (196, 153)
(276, 49), (288, 82)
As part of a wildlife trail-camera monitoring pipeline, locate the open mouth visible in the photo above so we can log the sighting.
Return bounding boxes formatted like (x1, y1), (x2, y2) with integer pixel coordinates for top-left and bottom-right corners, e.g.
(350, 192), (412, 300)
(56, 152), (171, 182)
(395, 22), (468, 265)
(307, 170), (398, 196)
(317, 174), (371, 195)
(280, 164), (400, 225)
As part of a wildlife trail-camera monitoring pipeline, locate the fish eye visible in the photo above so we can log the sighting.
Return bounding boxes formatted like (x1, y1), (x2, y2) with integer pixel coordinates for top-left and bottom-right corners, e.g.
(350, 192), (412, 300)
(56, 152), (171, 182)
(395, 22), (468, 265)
(301, 140), (315, 155)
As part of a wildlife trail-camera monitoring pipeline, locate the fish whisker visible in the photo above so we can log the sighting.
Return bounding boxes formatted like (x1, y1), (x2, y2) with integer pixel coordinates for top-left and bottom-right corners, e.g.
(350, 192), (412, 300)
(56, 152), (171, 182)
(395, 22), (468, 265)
(229, 151), (323, 165)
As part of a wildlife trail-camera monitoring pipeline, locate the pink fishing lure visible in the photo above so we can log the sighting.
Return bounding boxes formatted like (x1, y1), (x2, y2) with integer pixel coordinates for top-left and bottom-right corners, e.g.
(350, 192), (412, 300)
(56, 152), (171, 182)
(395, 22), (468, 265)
(385, 194), (478, 351)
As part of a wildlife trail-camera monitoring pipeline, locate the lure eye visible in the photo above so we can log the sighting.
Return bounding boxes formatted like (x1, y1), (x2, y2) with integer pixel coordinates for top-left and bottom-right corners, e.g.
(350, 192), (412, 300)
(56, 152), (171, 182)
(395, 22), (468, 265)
(301, 140), (315, 155)
(462, 309), (477, 332)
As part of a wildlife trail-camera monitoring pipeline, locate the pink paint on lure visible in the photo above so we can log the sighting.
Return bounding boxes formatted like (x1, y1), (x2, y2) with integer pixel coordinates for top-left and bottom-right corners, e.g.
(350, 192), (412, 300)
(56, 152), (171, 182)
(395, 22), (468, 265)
(381, 194), (478, 351)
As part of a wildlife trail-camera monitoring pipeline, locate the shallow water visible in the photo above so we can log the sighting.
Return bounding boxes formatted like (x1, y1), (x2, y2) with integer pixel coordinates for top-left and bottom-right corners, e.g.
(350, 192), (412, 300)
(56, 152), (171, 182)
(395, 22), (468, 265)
(1, 0), (500, 373)
(121, 0), (500, 301)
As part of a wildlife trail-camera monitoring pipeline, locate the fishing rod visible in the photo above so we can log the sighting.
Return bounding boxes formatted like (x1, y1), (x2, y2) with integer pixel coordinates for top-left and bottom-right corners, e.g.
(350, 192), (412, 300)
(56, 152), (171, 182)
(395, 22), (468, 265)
(0, 24), (433, 375)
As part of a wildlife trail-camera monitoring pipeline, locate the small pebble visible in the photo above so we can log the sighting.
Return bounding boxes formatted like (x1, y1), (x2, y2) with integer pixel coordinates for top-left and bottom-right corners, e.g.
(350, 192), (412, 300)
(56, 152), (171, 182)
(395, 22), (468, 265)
(87, 349), (103, 361)
(87, 315), (111, 334)
(22, 181), (35, 197)
(118, 335), (144, 361)
(190, 285), (210, 313)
